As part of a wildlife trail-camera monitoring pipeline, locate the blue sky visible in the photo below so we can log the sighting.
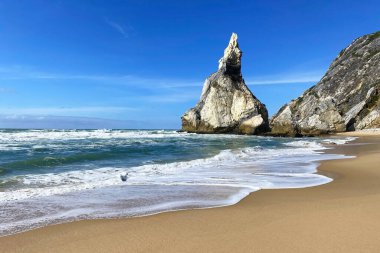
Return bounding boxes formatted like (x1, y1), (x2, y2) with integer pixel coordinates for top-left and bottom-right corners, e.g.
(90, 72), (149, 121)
(0, 0), (379, 129)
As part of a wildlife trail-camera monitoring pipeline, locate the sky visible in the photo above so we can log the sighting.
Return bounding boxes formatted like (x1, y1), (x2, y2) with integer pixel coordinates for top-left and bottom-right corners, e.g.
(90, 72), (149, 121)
(0, 0), (379, 129)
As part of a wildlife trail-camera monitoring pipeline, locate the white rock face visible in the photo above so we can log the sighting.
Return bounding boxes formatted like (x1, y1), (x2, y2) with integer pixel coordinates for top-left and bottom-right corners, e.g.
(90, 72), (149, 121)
(356, 110), (380, 129)
(218, 33), (241, 71)
(181, 33), (269, 134)
(271, 31), (380, 136)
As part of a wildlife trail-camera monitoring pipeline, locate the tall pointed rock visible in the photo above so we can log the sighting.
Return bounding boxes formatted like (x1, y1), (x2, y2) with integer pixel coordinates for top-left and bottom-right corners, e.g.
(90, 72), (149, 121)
(181, 33), (269, 134)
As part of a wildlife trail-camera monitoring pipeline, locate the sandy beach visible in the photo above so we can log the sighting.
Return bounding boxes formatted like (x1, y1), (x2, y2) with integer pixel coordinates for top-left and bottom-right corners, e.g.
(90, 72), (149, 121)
(1, 135), (380, 253)
(337, 129), (380, 136)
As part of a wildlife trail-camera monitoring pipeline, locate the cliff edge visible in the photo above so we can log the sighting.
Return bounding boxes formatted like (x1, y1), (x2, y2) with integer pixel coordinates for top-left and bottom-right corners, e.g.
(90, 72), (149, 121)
(271, 31), (380, 136)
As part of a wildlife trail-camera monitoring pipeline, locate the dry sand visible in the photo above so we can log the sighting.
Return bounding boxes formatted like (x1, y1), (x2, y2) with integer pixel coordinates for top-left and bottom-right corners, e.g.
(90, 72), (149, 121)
(1, 136), (380, 253)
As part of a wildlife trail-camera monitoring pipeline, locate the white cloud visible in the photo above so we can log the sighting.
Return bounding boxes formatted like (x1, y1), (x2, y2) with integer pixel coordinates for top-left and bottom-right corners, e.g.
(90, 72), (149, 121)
(104, 18), (130, 38)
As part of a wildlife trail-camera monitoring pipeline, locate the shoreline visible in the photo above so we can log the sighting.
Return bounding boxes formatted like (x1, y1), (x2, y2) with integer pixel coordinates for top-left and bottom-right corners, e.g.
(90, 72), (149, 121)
(2, 135), (380, 252)
(0, 133), (346, 237)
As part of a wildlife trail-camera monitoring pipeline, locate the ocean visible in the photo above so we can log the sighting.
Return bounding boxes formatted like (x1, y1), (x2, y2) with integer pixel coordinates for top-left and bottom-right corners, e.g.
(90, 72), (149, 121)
(0, 129), (354, 236)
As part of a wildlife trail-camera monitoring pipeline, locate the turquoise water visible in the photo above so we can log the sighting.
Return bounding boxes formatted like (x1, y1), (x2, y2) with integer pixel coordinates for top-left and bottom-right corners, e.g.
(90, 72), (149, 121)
(0, 129), (354, 235)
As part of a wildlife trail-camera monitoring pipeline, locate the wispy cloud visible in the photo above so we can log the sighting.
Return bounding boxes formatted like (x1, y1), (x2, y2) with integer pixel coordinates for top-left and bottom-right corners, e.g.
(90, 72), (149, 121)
(0, 115), (146, 129)
(104, 18), (131, 38)
(0, 106), (138, 116)
(139, 93), (199, 103)
(0, 65), (202, 89)
(0, 65), (324, 90)
(0, 87), (13, 93)
(246, 71), (324, 85)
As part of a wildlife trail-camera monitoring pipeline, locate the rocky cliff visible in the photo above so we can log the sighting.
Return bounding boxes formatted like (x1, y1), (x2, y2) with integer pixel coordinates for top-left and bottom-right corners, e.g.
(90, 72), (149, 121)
(271, 31), (380, 136)
(181, 33), (269, 134)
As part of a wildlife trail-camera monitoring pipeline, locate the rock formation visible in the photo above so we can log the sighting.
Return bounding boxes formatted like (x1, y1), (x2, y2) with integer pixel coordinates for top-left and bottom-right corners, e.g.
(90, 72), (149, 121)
(271, 31), (380, 136)
(181, 33), (269, 134)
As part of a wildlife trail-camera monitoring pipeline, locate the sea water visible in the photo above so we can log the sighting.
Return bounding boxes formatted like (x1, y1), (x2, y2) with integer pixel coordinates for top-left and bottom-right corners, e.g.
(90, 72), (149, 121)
(0, 129), (355, 236)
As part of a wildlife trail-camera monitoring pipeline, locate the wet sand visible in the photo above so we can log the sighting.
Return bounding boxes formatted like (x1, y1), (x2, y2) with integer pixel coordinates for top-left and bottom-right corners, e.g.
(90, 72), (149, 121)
(1, 136), (380, 253)
(337, 129), (380, 136)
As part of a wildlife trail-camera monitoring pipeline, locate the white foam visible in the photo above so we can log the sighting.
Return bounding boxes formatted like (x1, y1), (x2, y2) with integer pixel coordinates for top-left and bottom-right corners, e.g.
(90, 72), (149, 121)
(284, 137), (357, 147)
(0, 185), (254, 236)
(0, 129), (183, 142)
(321, 137), (357, 145)
(0, 129), (257, 151)
(284, 140), (326, 149)
(0, 141), (351, 203)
